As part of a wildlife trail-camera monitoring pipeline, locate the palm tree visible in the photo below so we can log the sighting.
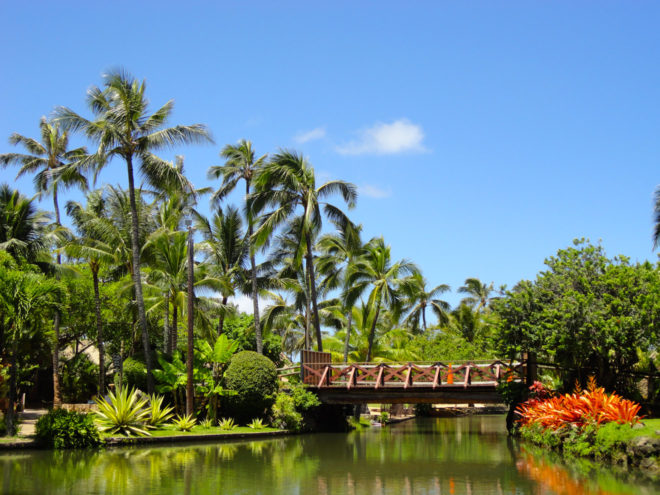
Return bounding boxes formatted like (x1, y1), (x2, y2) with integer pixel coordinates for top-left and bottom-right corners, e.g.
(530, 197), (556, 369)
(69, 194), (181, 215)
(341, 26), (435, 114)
(195, 205), (248, 336)
(249, 150), (357, 352)
(207, 140), (267, 353)
(0, 267), (64, 435)
(653, 186), (660, 249)
(55, 70), (212, 393)
(458, 277), (494, 312)
(316, 223), (363, 361)
(400, 272), (450, 333)
(0, 118), (88, 406)
(0, 184), (51, 264)
(344, 237), (418, 361)
(144, 230), (189, 355)
(65, 190), (117, 394)
(449, 303), (482, 343)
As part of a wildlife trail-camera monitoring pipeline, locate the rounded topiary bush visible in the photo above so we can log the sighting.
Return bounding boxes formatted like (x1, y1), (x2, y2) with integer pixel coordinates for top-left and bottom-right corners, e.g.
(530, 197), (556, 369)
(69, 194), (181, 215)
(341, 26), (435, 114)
(223, 351), (278, 423)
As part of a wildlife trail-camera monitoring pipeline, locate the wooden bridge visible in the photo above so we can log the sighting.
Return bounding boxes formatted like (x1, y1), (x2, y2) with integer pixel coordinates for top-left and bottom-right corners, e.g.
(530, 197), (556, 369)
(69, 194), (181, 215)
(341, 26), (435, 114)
(284, 351), (536, 405)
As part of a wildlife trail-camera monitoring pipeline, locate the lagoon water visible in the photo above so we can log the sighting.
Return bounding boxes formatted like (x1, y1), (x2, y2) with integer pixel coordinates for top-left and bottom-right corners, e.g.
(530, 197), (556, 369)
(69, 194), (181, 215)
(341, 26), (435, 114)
(1, 416), (657, 494)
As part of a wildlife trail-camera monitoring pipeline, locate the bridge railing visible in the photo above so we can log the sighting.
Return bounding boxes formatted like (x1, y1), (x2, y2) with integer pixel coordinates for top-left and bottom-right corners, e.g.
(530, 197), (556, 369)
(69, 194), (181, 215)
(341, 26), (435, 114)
(299, 360), (524, 389)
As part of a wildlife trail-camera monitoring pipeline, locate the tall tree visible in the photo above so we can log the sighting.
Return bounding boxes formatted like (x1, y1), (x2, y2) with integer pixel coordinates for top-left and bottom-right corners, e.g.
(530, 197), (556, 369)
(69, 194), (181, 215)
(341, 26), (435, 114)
(195, 205), (248, 336)
(66, 190), (118, 394)
(55, 71), (212, 393)
(0, 184), (51, 265)
(316, 223), (363, 361)
(458, 277), (494, 312)
(250, 150), (357, 352)
(207, 140), (267, 353)
(400, 272), (450, 333)
(0, 117), (88, 406)
(345, 237), (417, 361)
(0, 264), (64, 435)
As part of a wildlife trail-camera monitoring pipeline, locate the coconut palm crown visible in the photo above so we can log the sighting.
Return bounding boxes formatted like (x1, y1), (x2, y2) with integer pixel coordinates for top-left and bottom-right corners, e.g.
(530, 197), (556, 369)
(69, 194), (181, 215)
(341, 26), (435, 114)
(249, 149), (357, 352)
(54, 70), (213, 394)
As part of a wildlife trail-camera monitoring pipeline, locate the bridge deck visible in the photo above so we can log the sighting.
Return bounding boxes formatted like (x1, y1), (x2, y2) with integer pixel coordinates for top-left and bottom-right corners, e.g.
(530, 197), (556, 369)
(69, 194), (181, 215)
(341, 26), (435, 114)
(295, 359), (525, 404)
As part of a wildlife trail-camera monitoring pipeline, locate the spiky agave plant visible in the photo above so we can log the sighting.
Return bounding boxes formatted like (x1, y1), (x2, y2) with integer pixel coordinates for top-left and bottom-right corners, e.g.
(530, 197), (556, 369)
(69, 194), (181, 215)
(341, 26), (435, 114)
(172, 414), (197, 432)
(247, 418), (266, 429)
(145, 394), (175, 429)
(95, 387), (150, 436)
(219, 417), (236, 430)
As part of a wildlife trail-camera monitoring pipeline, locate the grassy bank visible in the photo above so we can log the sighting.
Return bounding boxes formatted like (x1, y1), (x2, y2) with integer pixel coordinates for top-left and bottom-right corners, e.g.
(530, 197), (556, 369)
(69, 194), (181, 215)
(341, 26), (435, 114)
(520, 418), (660, 476)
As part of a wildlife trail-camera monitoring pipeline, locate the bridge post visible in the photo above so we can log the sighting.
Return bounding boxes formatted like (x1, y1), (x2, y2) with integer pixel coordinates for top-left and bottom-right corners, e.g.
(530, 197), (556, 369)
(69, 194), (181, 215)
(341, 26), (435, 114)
(524, 352), (538, 385)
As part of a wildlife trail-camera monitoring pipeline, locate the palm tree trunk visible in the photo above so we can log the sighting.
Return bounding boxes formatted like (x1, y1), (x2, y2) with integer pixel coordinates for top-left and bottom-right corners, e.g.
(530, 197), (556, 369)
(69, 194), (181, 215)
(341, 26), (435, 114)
(305, 233), (323, 352)
(5, 339), (18, 436)
(164, 294), (170, 354)
(422, 306), (427, 332)
(305, 267), (311, 350)
(246, 181), (263, 354)
(171, 303), (178, 353)
(52, 189), (62, 407)
(343, 309), (352, 363)
(125, 155), (155, 394)
(366, 303), (381, 362)
(218, 296), (228, 336)
(92, 267), (105, 394)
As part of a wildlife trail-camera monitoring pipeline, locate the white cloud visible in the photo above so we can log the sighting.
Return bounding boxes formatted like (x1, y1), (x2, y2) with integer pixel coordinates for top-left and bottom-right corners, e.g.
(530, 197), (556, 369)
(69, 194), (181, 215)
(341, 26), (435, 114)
(294, 127), (326, 144)
(360, 184), (392, 199)
(336, 118), (427, 155)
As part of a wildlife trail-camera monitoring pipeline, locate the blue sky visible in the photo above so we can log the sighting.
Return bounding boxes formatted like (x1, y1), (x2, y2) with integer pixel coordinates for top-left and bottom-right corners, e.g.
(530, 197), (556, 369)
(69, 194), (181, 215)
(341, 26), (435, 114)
(1, 2), (659, 313)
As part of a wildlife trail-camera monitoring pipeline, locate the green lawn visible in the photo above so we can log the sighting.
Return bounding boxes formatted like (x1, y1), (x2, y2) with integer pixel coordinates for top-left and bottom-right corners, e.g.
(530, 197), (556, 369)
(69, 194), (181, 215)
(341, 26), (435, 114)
(106, 424), (283, 439)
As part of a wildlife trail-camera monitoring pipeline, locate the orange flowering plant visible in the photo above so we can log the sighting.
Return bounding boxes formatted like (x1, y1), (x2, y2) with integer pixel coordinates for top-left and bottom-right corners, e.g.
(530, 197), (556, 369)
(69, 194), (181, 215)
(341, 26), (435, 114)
(516, 377), (642, 430)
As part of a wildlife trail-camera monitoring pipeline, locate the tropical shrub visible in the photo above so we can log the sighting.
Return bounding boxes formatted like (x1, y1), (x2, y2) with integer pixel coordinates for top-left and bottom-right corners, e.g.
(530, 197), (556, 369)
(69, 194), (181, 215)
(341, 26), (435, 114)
(199, 418), (213, 428)
(218, 417), (236, 430)
(95, 387), (150, 436)
(172, 414), (196, 431)
(290, 383), (321, 411)
(35, 409), (100, 449)
(223, 351), (278, 423)
(248, 418), (266, 429)
(145, 394), (175, 429)
(378, 411), (389, 424)
(271, 393), (302, 431)
(516, 377), (642, 430)
(61, 353), (99, 403)
(122, 357), (147, 392)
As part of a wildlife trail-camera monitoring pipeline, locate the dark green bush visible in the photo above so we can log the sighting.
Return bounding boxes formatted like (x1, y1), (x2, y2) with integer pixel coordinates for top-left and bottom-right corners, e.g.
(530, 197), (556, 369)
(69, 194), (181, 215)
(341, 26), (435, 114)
(123, 357), (147, 391)
(35, 409), (100, 449)
(223, 351), (278, 423)
(62, 353), (99, 403)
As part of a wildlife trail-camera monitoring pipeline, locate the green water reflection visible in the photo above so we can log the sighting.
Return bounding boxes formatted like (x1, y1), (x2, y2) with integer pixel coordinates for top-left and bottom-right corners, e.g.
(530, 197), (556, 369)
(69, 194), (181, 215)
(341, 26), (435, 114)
(0, 416), (657, 494)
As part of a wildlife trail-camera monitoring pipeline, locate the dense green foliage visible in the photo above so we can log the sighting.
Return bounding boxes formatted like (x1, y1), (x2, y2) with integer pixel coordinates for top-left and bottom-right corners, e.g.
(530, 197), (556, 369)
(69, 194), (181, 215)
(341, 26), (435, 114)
(271, 384), (320, 432)
(61, 354), (99, 403)
(493, 239), (660, 395)
(223, 351), (278, 422)
(122, 358), (148, 392)
(35, 409), (100, 449)
(520, 419), (660, 465)
(223, 314), (283, 366)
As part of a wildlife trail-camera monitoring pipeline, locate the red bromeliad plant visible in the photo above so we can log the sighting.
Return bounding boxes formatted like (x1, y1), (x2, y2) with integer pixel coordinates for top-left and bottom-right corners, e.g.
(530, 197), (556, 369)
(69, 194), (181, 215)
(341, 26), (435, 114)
(516, 377), (643, 430)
